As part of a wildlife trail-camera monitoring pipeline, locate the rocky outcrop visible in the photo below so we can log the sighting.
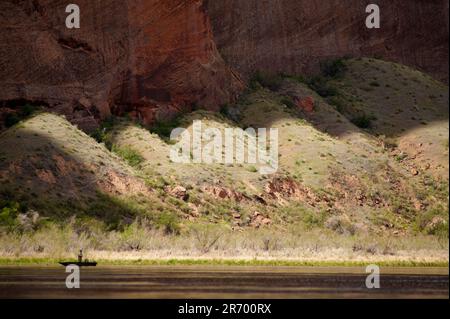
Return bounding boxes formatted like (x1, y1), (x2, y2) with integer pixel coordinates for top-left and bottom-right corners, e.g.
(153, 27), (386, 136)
(202, 184), (251, 202)
(264, 177), (320, 206)
(208, 0), (449, 82)
(167, 185), (189, 201)
(0, 0), (242, 130)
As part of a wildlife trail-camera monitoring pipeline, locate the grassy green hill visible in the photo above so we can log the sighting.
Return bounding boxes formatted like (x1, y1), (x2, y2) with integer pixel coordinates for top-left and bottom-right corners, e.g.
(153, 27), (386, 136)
(0, 58), (448, 262)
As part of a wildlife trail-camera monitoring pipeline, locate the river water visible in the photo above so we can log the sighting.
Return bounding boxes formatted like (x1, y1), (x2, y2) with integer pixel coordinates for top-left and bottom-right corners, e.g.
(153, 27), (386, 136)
(0, 266), (448, 299)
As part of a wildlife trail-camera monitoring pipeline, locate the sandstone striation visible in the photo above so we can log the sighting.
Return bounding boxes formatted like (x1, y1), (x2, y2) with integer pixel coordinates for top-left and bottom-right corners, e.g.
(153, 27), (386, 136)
(1, 0), (448, 129)
(208, 0), (449, 82)
(0, 0), (242, 130)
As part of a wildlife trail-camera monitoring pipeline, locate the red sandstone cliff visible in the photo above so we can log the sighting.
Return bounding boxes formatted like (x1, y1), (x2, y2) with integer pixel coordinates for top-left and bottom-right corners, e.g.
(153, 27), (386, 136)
(0, 1), (448, 130)
(0, 0), (242, 130)
(208, 0), (449, 82)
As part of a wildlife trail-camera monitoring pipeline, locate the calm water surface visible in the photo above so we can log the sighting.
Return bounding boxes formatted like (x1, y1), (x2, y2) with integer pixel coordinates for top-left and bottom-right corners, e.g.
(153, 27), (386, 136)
(0, 266), (448, 299)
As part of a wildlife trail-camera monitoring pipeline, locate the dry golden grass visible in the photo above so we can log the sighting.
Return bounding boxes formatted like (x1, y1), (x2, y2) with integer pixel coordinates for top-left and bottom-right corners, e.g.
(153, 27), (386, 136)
(0, 222), (447, 264)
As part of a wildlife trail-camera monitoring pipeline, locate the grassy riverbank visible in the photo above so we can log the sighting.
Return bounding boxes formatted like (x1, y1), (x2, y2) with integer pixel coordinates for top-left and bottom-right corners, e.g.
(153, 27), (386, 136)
(0, 257), (448, 268)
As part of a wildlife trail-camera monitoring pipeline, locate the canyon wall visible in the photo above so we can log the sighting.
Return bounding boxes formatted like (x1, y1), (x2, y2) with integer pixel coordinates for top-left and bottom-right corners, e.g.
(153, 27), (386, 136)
(0, 1), (448, 130)
(0, 0), (242, 130)
(208, 0), (449, 82)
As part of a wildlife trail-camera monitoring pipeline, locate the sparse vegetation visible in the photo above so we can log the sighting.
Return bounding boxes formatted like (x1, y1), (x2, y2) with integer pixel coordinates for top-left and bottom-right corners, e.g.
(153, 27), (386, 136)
(1, 257), (447, 267)
(191, 225), (223, 254)
(250, 71), (283, 91)
(4, 113), (21, 128)
(395, 153), (408, 162)
(150, 117), (182, 139)
(247, 165), (258, 173)
(351, 114), (376, 129)
(91, 116), (118, 145)
(307, 76), (338, 97)
(2, 103), (39, 128)
(415, 206), (449, 239)
(320, 58), (348, 78)
(0, 57), (448, 264)
(281, 97), (296, 109)
(281, 74), (307, 84)
(156, 212), (181, 235)
(327, 96), (346, 113)
(111, 145), (144, 167)
(0, 218), (447, 264)
(302, 210), (326, 230)
(0, 200), (21, 232)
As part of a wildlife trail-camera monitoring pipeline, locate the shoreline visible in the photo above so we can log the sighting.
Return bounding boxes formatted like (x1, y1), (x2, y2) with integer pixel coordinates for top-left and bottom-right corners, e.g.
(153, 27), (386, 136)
(0, 257), (448, 268)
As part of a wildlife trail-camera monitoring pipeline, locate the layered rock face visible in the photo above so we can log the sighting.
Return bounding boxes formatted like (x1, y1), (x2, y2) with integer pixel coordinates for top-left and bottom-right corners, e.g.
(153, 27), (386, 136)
(0, 0), (242, 130)
(1, 1), (448, 130)
(208, 0), (449, 82)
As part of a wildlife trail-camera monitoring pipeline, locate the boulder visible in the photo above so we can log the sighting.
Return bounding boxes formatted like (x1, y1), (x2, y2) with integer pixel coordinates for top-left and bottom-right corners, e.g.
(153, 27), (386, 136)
(168, 185), (189, 201)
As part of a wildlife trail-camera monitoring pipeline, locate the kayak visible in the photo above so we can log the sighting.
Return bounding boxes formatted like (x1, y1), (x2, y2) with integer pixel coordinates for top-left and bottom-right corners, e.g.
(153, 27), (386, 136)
(59, 261), (97, 267)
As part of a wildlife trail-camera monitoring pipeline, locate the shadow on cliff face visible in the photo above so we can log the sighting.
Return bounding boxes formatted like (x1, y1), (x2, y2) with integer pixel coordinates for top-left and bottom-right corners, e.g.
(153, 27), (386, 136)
(0, 113), (159, 230)
(208, 0), (449, 83)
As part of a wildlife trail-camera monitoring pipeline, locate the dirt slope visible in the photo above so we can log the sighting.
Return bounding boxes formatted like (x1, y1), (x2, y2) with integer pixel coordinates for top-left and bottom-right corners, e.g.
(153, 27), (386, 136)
(0, 59), (447, 237)
(0, 113), (179, 228)
(328, 58), (449, 180)
(101, 59), (448, 235)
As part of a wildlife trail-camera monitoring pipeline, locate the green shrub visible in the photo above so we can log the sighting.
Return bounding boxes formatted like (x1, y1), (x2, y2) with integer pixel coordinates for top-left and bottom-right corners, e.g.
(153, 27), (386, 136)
(4, 114), (21, 128)
(111, 145), (144, 167)
(119, 219), (152, 251)
(87, 193), (149, 230)
(190, 224), (223, 254)
(415, 206), (449, 239)
(281, 74), (307, 84)
(20, 104), (37, 117)
(327, 96), (347, 113)
(219, 104), (230, 117)
(325, 215), (357, 236)
(307, 76), (338, 97)
(0, 201), (21, 231)
(431, 222), (449, 239)
(303, 58), (348, 97)
(220, 104), (242, 122)
(320, 58), (347, 78)
(302, 211), (326, 230)
(145, 176), (170, 190)
(91, 116), (117, 144)
(3, 104), (39, 128)
(351, 114), (376, 129)
(156, 212), (180, 235)
(250, 71), (283, 91)
(395, 153), (408, 162)
(247, 166), (258, 173)
(281, 97), (296, 109)
(150, 117), (182, 139)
